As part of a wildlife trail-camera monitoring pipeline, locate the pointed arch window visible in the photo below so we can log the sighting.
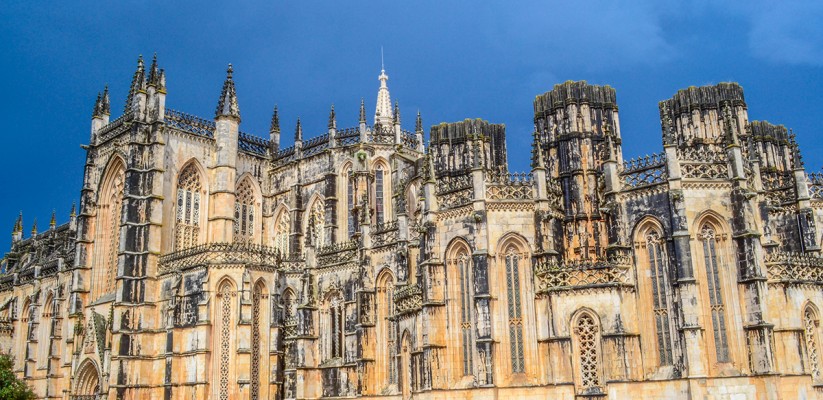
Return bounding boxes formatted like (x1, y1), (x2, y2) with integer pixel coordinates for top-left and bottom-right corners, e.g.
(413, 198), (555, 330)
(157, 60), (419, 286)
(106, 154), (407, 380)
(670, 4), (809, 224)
(274, 210), (290, 257)
(805, 306), (821, 381)
(217, 283), (233, 400)
(377, 273), (397, 386)
(375, 166), (385, 225)
(93, 158), (125, 300)
(175, 165), (202, 250)
(574, 312), (602, 392)
(307, 200), (326, 248)
(347, 177), (356, 236)
(646, 231), (673, 365)
(321, 293), (344, 361)
(234, 179), (256, 243)
(505, 247), (525, 373)
(250, 283), (265, 400)
(701, 224), (730, 362)
(458, 252), (474, 376)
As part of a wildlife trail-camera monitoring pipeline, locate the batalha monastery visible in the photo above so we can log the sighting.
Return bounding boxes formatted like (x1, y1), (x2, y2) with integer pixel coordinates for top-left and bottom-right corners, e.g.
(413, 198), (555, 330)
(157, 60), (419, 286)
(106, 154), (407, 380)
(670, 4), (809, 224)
(1, 56), (823, 400)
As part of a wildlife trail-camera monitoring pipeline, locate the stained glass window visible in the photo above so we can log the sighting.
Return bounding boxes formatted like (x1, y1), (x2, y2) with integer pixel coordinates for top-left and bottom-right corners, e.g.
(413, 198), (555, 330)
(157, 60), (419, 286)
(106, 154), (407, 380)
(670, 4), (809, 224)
(175, 165), (202, 250)
(505, 248), (525, 373)
(646, 231), (673, 365)
(234, 179), (256, 243)
(701, 224), (730, 362)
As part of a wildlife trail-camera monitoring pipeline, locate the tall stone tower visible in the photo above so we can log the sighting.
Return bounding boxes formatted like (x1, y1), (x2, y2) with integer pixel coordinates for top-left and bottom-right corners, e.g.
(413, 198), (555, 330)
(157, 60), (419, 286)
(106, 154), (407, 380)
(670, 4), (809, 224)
(533, 81), (623, 261)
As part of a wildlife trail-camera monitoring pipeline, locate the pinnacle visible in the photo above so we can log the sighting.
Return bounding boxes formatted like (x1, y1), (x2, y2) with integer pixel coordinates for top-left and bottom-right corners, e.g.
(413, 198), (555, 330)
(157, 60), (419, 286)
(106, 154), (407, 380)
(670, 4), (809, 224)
(359, 98), (366, 123)
(215, 63), (241, 121)
(270, 105), (280, 133)
(329, 104), (336, 129)
(295, 117), (303, 141)
(415, 110), (423, 133)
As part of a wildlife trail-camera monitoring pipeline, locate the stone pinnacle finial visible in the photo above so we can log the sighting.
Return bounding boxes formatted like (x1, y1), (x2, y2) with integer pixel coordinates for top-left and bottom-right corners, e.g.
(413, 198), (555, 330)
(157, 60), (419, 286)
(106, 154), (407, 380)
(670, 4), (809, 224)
(270, 105), (280, 133)
(70, 202), (76, 217)
(375, 66), (392, 127)
(295, 118), (303, 142)
(101, 85), (111, 115)
(215, 63), (241, 121)
(13, 212), (22, 234)
(31, 218), (37, 236)
(124, 55), (147, 114)
(50, 210), (56, 229)
(415, 110), (423, 133)
(329, 104), (336, 130)
(359, 98), (366, 123)
(148, 53), (161, 87)
(531, 131), (545, 169)
(393, 101), (401, 125)
(92, 92), (103, 119)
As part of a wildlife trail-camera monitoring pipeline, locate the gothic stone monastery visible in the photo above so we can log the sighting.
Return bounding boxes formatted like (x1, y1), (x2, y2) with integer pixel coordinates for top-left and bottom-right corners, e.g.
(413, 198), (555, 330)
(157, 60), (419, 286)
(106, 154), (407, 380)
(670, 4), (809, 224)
(2, 56), (823, 399)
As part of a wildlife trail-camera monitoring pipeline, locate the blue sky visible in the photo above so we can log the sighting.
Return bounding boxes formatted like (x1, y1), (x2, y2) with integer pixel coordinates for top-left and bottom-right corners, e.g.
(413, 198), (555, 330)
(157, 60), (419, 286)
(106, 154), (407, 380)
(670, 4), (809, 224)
(1, 1), (822, 249)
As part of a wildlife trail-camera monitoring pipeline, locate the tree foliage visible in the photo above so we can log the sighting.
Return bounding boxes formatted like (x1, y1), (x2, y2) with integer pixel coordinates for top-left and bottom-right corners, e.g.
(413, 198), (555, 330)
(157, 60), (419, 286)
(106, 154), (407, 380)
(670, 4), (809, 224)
(0, 353), (36, 400)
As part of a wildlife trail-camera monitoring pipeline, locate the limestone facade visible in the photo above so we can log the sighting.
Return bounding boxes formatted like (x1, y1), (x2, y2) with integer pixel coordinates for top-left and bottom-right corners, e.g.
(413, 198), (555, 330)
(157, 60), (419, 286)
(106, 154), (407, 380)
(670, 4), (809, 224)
(2, 56), (823, 399)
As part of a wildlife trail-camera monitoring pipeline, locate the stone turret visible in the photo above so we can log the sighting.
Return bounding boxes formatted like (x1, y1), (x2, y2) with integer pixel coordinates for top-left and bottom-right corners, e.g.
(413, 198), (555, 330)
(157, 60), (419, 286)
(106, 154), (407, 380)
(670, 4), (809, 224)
(658, 83), (747, 147)
(145, 54), (166, 122)
(211, 64), (240, 242)
(124, 55), (147, 120)
(429, 119), (507, 177)
(533, 81), (621, 261)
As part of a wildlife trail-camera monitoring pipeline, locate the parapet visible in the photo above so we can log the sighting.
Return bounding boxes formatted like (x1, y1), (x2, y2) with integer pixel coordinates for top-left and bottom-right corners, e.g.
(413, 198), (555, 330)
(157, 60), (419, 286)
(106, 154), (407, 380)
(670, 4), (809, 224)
(533, 80), (617, 115)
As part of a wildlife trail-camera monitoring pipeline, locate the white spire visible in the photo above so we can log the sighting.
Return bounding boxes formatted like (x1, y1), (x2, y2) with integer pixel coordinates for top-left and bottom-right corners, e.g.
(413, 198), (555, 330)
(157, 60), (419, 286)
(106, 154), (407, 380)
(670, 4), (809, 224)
(374, 50), (393, 127)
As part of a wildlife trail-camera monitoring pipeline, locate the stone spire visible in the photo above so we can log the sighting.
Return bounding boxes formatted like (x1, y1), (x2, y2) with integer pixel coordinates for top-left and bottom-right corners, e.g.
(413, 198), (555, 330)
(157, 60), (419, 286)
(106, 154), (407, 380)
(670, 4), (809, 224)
(50, 210), (56, 230)
(92, 92), (103, 119)
(359, 98), (366, 124)
(31, 218), (37, 236)
(393, 101), (401, 125)
(374, 67), (393, 127)
(531, 130), (545, 169)
(295, 118), (303, 142)
(101, 85), (110, 116)
(215, 64), (241, 121)
(328, 104), (336, 130)
(415, 110), (423, 133)
(124, 55), (146, 114)
(12, 212), (22, 243)
(147, 53), (161, 87)
(269, 105), (281, 152)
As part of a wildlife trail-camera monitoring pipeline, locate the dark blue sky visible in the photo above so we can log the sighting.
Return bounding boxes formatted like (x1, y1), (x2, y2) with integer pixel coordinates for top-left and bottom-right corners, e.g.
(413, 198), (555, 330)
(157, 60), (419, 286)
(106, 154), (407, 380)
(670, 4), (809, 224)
(1, 1), (821, 249)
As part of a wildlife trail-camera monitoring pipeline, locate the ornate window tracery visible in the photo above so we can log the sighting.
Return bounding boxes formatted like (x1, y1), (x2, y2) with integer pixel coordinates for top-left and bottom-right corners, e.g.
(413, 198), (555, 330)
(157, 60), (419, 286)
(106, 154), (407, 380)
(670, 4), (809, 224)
(347, 178), (356, 237)
(175, 164), (202, 250)
(377, 273), (397, 386)
(646, 230), (673, 365)
(505, 247), (525, 373)
(93, 158), (125, 300)
(574, 312), (602, 392)
(234, 179), (256, 243)
(375, 166), (385, 225)
(307, 199), (326, 248)
(321, 293), (344, 361)
(274, 210), (290, 256)
(458, 252), (474, 376)
(250, 283), (264, 400)
(700, 224), (730, 363)
(805, 306), (821, 381)
(218, 283), (233, 400)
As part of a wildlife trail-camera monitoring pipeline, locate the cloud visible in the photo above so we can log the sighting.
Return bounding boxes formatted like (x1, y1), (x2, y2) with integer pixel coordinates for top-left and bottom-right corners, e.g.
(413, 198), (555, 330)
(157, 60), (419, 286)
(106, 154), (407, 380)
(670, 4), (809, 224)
(488, 0), (674, 70)
(743, 2), (823, 66)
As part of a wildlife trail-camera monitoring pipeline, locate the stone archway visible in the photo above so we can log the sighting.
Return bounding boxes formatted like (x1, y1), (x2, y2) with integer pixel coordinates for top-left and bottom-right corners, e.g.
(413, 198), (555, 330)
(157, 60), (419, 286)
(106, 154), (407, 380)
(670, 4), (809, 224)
(74, 359), (101, 398)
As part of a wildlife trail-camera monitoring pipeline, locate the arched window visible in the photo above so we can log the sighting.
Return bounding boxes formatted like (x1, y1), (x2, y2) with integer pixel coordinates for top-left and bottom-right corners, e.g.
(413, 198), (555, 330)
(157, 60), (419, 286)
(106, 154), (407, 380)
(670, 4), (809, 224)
(273, 209), (290, 257)
(377, 272), (397, 386)
(458, 252), (473, 376)
(805, 305), (821, 381)
(321, 292), (344, 361)
(234, 178), (256, 243)
(175, 164), (202, 250)
(574, 311), (602, 393)
(307, 199), (326, 248)
(375, 165), (386, 225)
(504, 246), (525, 373)
(642, 229), (674, 366)
(250, 282), (266, 400)
(92, 158), (125, 301)
(700, 223), (730, 362)
(217, 281), (234, 400)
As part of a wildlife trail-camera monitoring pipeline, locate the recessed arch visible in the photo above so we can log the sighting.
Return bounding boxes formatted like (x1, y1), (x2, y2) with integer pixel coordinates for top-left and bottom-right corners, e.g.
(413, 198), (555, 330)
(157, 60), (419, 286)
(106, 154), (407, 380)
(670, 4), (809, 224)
(174, 159), (207, 251)
(304, 194), (327, 249)
(571, 308), (603, 394)
(692, 209), (730, 236)
(804, 301), (822, 381)
(495, 232), (531, 375)
(74, 358), (101, 396)
(632, 215), (666, 240)
(235, 175), (261, 243)
(92, 154), (126, 301)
